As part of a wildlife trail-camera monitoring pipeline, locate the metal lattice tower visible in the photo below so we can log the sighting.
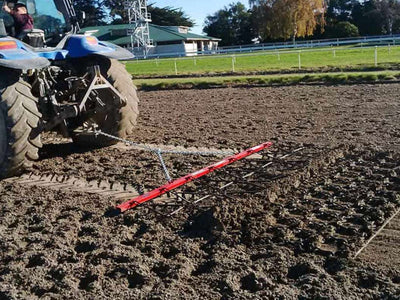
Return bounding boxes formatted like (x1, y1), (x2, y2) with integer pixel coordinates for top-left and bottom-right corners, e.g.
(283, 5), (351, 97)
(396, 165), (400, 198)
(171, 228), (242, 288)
(124, 0), (153, 56)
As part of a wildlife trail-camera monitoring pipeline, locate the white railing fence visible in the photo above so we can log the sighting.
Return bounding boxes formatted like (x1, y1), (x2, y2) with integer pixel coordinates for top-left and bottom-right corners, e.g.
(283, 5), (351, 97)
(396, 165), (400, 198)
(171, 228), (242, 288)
(129, 34), (400, 60)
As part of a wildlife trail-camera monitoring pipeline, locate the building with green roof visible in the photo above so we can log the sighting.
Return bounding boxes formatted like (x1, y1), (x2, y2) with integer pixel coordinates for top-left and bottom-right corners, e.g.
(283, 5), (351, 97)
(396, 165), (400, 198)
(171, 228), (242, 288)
(81, 24), (221, 57)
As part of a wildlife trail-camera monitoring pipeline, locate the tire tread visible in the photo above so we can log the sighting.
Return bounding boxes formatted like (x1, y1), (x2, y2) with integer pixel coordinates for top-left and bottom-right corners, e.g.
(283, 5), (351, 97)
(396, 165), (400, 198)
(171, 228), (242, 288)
(0, 73), (42, 178)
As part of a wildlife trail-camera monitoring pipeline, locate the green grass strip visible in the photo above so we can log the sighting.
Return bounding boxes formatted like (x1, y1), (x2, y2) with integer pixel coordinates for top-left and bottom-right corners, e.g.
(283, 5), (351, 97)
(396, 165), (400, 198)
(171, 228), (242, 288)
(134, 71), (400, 91)
(126, 45), (400, 77)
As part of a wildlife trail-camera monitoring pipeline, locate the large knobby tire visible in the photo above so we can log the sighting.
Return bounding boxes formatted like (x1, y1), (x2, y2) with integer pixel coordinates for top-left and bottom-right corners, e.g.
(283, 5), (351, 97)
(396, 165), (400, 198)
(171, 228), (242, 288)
(0, 71), (42, 179)
(71, 57), (139, 147)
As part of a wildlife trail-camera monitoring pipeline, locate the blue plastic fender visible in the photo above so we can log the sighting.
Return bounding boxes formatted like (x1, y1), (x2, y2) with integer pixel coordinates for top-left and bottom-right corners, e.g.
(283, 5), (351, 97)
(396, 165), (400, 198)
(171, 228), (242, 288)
(64, 35), (134, 60)
(0, 38), (50, 70)
(0, 35), (133, 70)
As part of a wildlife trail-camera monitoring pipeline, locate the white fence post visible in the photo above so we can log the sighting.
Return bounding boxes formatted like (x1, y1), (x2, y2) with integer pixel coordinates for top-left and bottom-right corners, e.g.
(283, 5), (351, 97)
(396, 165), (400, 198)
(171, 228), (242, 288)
(298, 51), (301, 70)
(333, 49), (336, 58)
(232, 55), (236, 72)
(194, 57), (197, 66)
(174, 59), (178, 75)
(374, 46), (378, 67)
(388, 43), (391, 54)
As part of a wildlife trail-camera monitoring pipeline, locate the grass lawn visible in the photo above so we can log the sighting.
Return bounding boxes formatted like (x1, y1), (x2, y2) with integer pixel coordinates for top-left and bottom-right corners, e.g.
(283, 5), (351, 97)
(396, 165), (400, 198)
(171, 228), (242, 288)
(125, 45), (400, 77)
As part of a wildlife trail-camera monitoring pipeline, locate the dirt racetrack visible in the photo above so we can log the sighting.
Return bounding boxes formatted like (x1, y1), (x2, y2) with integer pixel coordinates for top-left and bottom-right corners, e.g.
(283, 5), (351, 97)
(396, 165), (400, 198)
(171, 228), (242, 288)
(1, 83), (400, 299)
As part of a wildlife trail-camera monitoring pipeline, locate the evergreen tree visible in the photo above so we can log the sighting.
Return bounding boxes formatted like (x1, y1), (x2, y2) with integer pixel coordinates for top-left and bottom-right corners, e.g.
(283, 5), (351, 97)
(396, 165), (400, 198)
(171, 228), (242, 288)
(103, 1), (194, 27)
(73, 0), (106, 27)
(203, 2), (255, 46)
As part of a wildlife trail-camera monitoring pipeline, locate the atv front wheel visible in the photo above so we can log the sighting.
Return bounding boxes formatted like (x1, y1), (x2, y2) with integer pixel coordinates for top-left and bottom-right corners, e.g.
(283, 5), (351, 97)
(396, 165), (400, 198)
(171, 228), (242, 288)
(0, 71), (42, 179)
(71, 57), (139, 147)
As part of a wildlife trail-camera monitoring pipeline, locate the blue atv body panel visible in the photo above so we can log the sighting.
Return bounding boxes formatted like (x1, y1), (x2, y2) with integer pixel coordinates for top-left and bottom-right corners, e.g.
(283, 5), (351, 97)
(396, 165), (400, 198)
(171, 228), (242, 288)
(0, 34), (133, 70)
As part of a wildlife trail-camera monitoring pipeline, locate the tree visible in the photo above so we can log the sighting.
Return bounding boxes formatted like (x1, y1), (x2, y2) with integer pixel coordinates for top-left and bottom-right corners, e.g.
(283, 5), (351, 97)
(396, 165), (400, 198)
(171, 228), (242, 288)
(33, 15), (63, 33)
(374, 0), (400, 34)
(351, 0), (380, 35)
(325, 21), (359, 37)
(326, 0), (358, 23)
(148, 5), (195, 27)
(103, 1), (194, 27)
(250, 0), (326, 41)
(73, 0), (106, 27)
(350, 0), (400, 35)
(203, 2), (255, 46)
(322, 0), (360, 38)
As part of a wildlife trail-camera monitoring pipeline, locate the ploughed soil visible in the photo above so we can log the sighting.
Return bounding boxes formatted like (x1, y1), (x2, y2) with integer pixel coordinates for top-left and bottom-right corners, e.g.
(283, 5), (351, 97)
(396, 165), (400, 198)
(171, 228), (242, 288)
(1, 84), (400, 299)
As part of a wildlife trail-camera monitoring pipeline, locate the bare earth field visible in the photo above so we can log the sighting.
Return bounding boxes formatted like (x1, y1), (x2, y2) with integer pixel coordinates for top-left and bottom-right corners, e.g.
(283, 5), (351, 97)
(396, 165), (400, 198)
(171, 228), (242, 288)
(1, 84), (400, 299)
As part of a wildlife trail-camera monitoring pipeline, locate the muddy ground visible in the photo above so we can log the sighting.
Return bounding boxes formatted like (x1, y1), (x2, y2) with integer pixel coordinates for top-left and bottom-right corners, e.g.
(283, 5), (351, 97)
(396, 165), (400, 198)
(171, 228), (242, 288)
(1, 84), (400, 299)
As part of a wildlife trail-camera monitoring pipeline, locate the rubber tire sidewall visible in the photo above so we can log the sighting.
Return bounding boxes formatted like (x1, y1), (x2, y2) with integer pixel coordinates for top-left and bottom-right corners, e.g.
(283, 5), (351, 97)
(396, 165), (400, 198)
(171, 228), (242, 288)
(0, 71), (42, 179)
(71, 57), (139, 147)
(0, 106), (7, 170)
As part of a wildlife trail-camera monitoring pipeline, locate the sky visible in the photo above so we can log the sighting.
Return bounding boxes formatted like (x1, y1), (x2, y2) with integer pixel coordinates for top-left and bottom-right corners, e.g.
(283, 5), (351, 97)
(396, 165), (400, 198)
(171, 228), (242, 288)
(152, 1), (248, 34)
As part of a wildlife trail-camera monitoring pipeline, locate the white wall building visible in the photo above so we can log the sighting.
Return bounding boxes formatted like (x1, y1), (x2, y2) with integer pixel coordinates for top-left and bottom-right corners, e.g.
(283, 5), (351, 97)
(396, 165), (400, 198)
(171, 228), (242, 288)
(82, 24), (221, 57)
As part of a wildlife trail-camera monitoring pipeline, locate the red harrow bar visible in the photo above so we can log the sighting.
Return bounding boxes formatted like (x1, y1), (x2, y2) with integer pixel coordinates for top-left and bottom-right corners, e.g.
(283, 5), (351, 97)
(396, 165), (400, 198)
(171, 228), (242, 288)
(116, 142), (273, 213)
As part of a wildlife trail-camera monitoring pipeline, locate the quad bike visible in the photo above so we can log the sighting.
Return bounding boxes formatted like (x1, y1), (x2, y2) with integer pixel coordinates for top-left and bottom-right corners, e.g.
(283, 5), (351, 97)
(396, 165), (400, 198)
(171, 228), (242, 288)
(0, 0), (139, 179)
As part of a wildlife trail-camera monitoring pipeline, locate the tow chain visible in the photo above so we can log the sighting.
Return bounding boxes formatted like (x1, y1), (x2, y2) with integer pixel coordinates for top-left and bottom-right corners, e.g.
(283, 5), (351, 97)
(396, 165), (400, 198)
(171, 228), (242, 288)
(93, 129), (235, 182)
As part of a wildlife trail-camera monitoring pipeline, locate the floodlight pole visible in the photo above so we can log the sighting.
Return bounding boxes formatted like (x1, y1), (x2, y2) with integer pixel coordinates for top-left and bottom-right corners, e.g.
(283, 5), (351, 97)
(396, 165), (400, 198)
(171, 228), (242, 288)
(124, 0), (153, 56)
